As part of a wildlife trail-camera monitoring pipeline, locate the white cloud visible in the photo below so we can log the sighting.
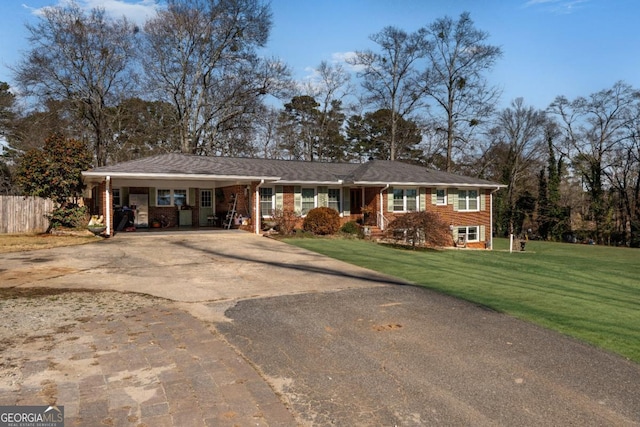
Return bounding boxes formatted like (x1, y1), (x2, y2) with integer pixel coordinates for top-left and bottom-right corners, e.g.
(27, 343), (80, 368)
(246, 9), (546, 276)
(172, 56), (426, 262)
(524, 0), (589, 14)
(28, 0), (160, 25)
(331, 51), (365, 73)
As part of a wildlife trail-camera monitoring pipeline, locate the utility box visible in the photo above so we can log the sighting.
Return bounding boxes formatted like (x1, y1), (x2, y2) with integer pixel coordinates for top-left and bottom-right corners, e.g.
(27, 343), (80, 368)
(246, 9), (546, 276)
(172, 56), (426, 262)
(179, 209), (192, 226)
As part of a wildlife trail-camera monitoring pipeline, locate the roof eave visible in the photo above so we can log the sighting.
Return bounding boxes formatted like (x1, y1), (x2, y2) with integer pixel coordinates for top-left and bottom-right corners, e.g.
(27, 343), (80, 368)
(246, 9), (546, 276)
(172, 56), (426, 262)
(353, 181), (505, 188)
(274, 180), (345, 185)
(81, 171), (281, 181)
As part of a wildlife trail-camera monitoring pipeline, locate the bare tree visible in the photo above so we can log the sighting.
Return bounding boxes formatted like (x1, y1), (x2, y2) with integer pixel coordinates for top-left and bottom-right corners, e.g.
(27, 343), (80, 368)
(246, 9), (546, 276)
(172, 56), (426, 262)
(303, 61), (354, 111)
(108, 98), (181, 163)
(607, 102), (640, 246)
(14, 2), (139, 166)
(300, 61), (353, 160)
(549, 81), (640, 243)
(142, 0), (290, 155)
(490, 98), (547, 234)
(348, 26), (428, 161)
(7, 100), (80, 155)
(252, 105), (280, 158)
(421, 12), (502, 172)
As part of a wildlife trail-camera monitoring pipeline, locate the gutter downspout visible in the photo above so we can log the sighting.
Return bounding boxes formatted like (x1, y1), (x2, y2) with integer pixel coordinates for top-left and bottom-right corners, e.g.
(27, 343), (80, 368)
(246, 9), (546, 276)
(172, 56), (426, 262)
(489, 186), (501, 250)
(380, 184), (389, 231)
(337, 180), (344, 217)
(255, 180), (264, 235)
(105, 176), (111, 237)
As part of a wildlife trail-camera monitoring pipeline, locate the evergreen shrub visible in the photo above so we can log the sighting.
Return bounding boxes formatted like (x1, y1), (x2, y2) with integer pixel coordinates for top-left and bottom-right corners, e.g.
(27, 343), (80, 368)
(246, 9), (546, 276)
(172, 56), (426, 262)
(340, 220), (360, 235)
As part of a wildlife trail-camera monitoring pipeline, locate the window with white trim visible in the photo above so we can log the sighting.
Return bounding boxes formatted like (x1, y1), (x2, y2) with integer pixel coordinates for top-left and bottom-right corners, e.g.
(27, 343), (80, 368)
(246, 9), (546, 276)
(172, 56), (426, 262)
(393, 188), (418, 212)
(457, 226), (479, 242)
(436, 189), (446, 205)
(328, 188), (341, 212)
(174, 189), (187, 207)
(112, 188), (121, 207)
(157, 189), (188, 206)
(200, 190), (212, 208)
(259, 187), (274, 217)
(458, 189), (479, 211)
(157, 189), (171, 206)
(301, 188), (315, 215)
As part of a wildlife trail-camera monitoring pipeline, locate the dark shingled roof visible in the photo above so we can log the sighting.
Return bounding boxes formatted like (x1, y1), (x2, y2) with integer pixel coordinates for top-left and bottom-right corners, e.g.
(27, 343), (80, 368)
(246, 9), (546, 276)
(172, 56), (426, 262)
(84, 153), (502, 187)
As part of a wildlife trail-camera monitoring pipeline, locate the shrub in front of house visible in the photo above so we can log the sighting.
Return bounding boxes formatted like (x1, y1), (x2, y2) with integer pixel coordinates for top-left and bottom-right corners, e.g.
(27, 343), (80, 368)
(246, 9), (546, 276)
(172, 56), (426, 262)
(386, 211), (451, 249)
(340, 220), (360, 235)
(271, 208), (298, 235)
(303, 207), (341, 235)
(48, 204), (89, 229)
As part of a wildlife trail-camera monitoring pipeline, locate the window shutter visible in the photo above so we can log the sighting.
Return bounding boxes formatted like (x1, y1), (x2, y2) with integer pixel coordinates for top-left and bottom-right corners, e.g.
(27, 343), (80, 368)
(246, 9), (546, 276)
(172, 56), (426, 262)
(189, 188), (195, 206)
(318, 186), (328, 207)
(387, 187), (394, 212)
(342, 188), (350, 216)
(480, 225), (486, 241)
(294, 186), (302, 214)
(431, 188), (437, 205)
(451, 190), (458, 211)
(275, 185), (284, 210)
(480, 190), (486, 211)
(149, 188), (156, 206)
(420, 188), (426, 211)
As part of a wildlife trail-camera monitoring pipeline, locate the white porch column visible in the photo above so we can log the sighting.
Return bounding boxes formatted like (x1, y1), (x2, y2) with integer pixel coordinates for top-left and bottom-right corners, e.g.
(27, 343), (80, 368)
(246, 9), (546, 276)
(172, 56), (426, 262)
(254, 180), (264, 234)
(105, 176), (111, 236)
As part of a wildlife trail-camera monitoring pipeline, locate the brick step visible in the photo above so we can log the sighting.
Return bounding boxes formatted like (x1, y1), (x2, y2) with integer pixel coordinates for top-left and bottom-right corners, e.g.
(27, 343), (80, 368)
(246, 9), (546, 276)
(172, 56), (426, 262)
(364, 225), (385, 240)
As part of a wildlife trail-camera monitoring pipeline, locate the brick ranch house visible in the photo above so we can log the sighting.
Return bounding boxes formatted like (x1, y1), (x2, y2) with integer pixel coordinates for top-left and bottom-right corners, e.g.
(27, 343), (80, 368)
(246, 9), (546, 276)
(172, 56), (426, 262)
(82, 153), (505, 249)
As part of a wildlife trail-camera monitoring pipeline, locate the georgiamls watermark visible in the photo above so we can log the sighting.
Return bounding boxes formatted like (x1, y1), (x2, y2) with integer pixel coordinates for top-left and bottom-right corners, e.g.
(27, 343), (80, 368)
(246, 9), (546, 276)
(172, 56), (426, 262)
(0, 406), (64, 427)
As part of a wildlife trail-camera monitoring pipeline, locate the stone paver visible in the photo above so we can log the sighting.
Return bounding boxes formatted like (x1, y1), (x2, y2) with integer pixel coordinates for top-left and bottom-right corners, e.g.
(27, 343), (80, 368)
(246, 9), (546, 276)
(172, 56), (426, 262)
(4, 303), (297, 427)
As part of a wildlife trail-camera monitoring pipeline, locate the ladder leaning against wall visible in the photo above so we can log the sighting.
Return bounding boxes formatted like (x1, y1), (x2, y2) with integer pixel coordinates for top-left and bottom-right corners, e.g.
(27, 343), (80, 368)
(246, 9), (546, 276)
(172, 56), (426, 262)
(225, 193), (238, 229)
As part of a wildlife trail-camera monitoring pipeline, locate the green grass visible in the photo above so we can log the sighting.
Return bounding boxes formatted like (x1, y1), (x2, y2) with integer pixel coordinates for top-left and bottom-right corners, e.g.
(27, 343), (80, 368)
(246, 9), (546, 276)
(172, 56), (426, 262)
(284, 237), (640, 363)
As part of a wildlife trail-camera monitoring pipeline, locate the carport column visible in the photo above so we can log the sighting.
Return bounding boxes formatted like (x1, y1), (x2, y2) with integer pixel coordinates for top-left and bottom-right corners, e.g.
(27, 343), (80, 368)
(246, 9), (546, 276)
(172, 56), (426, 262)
(254, 179), (264, 234)
(380, 184), (389, 231)
(105, 176), (111, 236)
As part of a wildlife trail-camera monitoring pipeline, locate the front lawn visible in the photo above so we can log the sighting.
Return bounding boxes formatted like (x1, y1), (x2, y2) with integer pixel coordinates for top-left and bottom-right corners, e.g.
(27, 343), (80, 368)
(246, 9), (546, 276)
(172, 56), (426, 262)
(0, 233), (100, 254)
(284, 237), (640, 363)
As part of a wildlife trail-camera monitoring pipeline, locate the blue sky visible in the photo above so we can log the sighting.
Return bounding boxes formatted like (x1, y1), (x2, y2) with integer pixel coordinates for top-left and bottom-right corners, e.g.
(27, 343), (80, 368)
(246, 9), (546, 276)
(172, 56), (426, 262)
(1, 0), (638, 111)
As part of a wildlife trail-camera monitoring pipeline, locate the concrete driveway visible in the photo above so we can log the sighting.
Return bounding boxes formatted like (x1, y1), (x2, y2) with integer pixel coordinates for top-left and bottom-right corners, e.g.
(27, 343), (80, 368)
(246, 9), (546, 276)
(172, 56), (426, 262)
(1, 230), (392, 303)
(1, 231), (639, 426)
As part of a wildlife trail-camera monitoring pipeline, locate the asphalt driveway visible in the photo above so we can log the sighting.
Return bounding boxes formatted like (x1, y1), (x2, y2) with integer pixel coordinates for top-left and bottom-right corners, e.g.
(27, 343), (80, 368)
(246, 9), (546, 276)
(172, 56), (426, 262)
(1, 231), (639, 426)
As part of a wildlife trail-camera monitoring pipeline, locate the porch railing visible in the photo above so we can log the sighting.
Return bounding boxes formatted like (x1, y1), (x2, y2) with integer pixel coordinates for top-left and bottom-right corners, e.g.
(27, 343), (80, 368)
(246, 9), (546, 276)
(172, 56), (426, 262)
(377, 212), (389, 231)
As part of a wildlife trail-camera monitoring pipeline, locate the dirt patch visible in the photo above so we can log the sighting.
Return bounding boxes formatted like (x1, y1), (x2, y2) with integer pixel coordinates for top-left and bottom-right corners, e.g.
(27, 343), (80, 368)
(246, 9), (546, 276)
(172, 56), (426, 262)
(0, 287), (164, 394)
(0, 267), (79, 286)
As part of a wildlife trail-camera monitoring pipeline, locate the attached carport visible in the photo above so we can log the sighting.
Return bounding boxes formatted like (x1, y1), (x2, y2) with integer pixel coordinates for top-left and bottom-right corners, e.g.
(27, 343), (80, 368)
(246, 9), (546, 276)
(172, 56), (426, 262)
(82, 169), (280, 237)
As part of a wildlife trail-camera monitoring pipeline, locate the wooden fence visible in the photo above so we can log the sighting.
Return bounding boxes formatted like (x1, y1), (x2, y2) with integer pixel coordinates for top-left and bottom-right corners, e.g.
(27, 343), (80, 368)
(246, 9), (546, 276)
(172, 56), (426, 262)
(0, 196), (54, 234)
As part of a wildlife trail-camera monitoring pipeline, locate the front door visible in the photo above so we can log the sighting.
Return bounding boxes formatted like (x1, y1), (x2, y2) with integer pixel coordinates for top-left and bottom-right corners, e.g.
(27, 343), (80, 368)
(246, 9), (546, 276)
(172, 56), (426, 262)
(350, 188), (362, 215)
(199, 189), (214, 226)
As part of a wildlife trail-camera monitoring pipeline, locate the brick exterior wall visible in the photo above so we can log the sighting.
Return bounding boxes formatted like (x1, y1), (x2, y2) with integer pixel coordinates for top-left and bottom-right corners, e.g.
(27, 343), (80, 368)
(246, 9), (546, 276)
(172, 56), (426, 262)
(370, 187), (492, 249)
(90, 180), (493, 247)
